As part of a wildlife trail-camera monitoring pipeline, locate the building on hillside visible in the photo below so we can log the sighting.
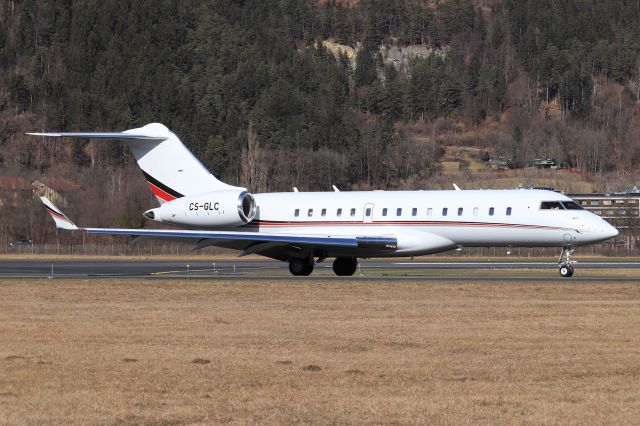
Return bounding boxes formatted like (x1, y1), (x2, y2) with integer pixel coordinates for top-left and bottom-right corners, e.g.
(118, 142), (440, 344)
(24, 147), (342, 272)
(531, 158), (558, 169)
(489, 156), (512, 170)
(0, 176), (33, 208)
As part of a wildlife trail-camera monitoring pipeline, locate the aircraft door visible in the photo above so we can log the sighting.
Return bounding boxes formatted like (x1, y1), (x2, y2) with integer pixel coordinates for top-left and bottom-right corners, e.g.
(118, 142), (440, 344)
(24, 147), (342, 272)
(363, 203), (374, 223)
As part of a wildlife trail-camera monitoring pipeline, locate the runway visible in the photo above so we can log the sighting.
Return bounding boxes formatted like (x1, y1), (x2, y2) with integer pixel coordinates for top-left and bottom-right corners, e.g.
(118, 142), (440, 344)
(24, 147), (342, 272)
(1, 259), (640, 281)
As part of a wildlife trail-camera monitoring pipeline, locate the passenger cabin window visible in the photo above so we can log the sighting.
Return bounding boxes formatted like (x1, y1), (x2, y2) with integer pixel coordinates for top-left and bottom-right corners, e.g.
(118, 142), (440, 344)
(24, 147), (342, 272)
(412, 208), (417, 216)
(489, 207), (494, 216)
(308, 208), (313, 217)
(442, 208), (448, 216)
(382, 208), (388, 216)
(396, 208), (402, 216)
(457, 207), (463, 216)
(321, 208), (327, 217)
(350, 208), (356, 217)
(506, 207), (512, 216)
(540, 201), (564, 210)
(473, 207), (479, 216)
(294, 209), (300, 217)
(337, 208), (342, 217)
(427, 208), (433, 216)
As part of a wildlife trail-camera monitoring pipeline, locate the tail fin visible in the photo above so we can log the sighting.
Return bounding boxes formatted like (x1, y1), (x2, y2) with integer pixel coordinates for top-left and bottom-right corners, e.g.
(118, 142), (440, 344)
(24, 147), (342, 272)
(40, 197), (79, 230)
(28, 123), (242, 204)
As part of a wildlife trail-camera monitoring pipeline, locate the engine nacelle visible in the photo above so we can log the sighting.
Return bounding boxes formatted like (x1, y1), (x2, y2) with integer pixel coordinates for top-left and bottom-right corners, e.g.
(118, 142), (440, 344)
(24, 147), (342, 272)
(144, 190), (256, 227)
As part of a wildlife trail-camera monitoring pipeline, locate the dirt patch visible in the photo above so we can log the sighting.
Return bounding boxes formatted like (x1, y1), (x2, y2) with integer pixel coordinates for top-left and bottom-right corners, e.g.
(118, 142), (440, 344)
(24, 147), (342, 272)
(5, 355), (28, 361)
(302, 365), (322, 372)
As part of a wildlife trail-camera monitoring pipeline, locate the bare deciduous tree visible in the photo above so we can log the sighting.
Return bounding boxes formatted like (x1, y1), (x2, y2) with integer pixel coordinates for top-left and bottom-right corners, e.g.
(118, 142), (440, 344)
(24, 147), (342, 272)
(240, 124), (268, 193)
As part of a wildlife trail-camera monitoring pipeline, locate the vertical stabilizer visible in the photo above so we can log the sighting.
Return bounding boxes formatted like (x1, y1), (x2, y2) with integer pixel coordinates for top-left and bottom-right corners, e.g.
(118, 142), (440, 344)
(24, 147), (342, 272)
(28, 123), (243, 204)
(122, 123), (242, 203)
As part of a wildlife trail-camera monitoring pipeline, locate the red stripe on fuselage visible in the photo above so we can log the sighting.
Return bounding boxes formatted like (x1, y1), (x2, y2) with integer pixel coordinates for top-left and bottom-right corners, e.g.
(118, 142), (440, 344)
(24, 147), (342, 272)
(245, 220), (568, 231)
(148, 182), (177, 202)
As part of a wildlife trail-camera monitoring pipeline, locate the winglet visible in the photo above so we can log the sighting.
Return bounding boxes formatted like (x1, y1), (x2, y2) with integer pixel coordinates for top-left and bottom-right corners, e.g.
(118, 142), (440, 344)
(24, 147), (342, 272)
(40, 197), (79, 230)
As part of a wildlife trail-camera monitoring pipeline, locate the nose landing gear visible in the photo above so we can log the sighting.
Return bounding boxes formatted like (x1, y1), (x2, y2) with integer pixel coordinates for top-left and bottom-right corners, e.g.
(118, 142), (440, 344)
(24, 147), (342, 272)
(558, 247), (575, 278)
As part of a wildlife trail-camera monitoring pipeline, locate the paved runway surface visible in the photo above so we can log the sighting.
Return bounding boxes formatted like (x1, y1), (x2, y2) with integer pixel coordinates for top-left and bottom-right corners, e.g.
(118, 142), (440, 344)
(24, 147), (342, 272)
(1, 259), (640, 281)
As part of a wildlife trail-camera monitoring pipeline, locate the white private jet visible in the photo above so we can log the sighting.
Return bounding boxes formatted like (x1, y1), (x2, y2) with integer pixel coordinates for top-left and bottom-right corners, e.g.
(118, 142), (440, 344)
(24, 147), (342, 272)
(29, 123), (619, 277)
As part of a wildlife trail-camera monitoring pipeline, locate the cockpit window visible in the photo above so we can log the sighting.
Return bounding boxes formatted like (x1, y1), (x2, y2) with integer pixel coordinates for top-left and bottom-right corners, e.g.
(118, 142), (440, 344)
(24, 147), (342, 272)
(540, 201), (564, 210)
(561, 201), (584, 210)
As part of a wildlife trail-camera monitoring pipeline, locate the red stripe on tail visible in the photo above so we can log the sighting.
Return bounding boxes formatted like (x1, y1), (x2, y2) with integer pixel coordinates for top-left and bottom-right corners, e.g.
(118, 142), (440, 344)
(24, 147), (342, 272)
(148, 182), (177, 202)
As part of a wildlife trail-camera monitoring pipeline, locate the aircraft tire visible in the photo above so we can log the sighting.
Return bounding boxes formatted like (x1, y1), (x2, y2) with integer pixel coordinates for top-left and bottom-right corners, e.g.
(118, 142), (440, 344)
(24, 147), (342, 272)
(559, 264), (574, 278)
(333, 257), (358, 276)
(289, 258), (313, 276)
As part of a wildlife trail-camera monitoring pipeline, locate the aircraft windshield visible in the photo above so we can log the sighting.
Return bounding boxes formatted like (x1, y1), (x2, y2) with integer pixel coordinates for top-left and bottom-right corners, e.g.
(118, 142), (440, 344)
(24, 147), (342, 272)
(540, 201), (584, 210)
(561, 201), (584, 210)
(540, 201), (564, 210)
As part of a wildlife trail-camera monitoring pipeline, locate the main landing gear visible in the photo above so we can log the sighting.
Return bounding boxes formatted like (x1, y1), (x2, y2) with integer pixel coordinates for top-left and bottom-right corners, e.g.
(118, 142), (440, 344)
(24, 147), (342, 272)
(558, 247), (575, 278)
(332, 257), (358, 276)
(289, 258), (314, 276)
(287, 257), (359, 276)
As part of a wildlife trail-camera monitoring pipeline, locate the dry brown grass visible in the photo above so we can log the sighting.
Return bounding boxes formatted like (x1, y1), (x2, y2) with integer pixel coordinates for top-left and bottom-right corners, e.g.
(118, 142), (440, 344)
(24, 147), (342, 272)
(1, 278), (640, 424)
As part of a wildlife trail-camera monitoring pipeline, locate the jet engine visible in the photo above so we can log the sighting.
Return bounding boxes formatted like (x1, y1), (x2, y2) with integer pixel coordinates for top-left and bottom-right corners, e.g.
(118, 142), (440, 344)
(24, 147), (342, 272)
(144, 190), (256, 227)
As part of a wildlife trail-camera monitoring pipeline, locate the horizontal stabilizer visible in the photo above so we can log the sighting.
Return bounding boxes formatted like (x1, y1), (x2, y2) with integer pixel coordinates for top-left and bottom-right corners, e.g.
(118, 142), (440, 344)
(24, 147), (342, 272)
(27, 132), (165, 141)
(40, 197), (79, 230)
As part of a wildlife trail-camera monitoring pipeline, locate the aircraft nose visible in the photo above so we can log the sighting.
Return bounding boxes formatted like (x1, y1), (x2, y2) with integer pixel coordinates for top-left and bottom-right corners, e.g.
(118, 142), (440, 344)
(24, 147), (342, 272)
(604, 223), (619, 240)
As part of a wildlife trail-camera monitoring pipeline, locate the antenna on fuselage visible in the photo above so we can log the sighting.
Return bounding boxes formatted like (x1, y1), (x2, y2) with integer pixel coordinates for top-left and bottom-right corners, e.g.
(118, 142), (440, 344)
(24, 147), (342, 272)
(453, 183), (461, 191)
(332, 185), (340, 192)
(293, 187), (299, 192)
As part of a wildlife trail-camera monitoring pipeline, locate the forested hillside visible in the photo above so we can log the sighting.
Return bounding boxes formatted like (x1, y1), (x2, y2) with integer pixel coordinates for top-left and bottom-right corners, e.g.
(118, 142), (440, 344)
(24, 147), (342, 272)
(0, 0), (639, 241)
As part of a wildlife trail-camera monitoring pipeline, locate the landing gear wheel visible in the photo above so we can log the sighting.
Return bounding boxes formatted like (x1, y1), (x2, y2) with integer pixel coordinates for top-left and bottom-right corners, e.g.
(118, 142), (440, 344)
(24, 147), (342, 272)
(332, 257), (358, 276)
(558, 247), (576, 278)
(289, 258), (313, 276)
(559, 264), (574, 278)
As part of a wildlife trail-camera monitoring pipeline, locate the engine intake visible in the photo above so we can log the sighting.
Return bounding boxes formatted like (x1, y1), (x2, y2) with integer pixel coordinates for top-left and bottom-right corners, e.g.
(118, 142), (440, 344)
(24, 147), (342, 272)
(238, 191), (256, 223)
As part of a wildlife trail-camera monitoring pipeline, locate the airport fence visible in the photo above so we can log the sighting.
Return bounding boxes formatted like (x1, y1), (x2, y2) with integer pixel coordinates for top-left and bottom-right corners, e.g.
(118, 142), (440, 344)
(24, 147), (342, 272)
(2, 235), (639, 258)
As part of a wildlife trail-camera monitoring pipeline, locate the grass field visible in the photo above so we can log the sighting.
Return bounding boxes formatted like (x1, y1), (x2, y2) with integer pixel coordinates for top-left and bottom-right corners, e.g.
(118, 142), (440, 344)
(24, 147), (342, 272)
(1, 278), (639, 424)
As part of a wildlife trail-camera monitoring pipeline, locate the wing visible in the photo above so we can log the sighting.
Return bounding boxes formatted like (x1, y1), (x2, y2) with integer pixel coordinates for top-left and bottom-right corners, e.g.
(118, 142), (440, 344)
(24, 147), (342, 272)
(40, 197), (397, 260)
